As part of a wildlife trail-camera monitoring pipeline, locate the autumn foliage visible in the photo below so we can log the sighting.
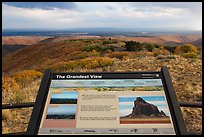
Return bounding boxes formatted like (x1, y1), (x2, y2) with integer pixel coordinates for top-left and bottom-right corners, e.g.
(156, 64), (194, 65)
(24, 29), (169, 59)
(13, 70), (42, 88)
(2, 76), (20, 104)
(51, 57), (114, 71)
(174, 44), (198, 58)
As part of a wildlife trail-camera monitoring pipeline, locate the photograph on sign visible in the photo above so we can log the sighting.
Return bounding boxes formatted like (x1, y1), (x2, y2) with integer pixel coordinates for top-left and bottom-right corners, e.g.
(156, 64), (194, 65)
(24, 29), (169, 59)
(50, 92), (78, 104)
(119, 96), (171, 124)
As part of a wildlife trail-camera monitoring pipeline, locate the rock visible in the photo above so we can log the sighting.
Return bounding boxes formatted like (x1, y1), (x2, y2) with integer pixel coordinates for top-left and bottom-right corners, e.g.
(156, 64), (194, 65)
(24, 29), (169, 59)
(122, 97), (168, 118)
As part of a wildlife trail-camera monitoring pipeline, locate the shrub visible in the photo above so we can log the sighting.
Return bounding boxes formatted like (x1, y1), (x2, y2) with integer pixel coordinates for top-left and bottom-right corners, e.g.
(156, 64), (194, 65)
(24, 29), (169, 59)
(174, 44), (198, 58)
(15, 91), (28, 103)
(83, 44), (114, 52)
(108, 52), (129, 59)
(91, 49), (100, 56)
(102, 40), (118, 45)
(145, 51), (154, 56)
(13, 70), (43, 88)
(164, 46), (177, 53)
(125, 41), (142, 51)
(80, 58), (100, 69)
(98, 57), (114, 67)
(142, 43), (155, 52)
(2, 76), (20, 104)
(183, 52), (197, 58)
(68, 51), (89, 60)
(174, 44), (197, 55)
(100, 46), (115, 52)
(155, 44), (162, 49)
(106, 49), (113, 53)
(77, 52), (89, 59)
(63, 61), (79, 70)
(52, 57), (114, 71)
(153, 49), (170, 57)
(83, 45), (102, 52)
(79, 57), (114, 69)
(145, 44), (154, 52)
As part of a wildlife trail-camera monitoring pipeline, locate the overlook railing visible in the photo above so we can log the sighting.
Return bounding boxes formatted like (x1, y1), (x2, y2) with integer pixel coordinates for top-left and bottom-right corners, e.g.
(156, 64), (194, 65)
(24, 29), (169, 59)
(2, 101), (202, 135)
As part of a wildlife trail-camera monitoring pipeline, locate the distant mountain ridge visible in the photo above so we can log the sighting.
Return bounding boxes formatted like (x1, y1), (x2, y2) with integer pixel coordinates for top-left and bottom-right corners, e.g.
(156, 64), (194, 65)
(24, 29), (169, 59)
(2, 35), (202, 46)
(2, 36), (50, 45)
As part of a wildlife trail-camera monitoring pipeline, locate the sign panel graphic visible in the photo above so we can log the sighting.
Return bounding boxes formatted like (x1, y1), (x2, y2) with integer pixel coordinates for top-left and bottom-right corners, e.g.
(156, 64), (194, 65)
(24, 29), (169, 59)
(38, 73), (176, 135)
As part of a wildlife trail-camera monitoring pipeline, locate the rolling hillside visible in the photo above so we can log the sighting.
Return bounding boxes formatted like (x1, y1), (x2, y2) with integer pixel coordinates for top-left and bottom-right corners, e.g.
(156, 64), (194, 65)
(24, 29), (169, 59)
(2, 34), (201, 57)
(2, 37), (202, 134)
(2, 36), (50, 45)
(2, 40), (86, 73)
(2, 35), (202, 46)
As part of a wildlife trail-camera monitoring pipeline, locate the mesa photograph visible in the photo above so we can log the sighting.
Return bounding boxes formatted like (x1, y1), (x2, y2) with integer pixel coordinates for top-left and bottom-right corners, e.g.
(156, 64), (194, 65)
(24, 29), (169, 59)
(119, 96), (171, 124)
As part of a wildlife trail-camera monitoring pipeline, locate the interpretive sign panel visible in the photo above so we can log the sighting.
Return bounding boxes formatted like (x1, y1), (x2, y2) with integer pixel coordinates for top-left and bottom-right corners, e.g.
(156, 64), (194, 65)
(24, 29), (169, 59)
(27, 67), (187, 135)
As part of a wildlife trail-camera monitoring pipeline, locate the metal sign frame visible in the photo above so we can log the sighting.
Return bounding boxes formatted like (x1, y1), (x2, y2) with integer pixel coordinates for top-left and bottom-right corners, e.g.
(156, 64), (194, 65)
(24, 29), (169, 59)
(26, 66), (187, 135)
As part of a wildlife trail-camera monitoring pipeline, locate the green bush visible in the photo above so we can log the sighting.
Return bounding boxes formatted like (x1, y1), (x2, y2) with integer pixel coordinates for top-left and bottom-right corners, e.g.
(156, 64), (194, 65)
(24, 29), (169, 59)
(83, 44), (114, 52)
(163, 46), (176, 53)
(142, 43), (155, 52)
(83, 45), (102, 52)
(125, 41), (142, 51)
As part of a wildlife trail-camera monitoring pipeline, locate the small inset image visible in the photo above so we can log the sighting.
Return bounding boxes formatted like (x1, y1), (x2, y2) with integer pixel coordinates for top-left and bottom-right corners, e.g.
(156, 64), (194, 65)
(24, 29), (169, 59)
(46, 105), (77, 120)
(118, 96), (171, 124)
(50, 91), (78, 104)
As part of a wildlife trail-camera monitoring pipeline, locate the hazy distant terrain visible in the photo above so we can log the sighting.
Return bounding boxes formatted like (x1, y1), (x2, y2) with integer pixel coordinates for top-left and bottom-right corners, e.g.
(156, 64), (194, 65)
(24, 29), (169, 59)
(2, 34), (202, 57)
(2, 35), (202, 46)
(2, 36), (50, 45)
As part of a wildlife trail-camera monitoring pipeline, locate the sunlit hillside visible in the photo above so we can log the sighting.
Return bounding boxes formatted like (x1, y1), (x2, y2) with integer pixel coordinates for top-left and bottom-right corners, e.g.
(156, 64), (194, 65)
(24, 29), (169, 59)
(2, 37), (202, 134)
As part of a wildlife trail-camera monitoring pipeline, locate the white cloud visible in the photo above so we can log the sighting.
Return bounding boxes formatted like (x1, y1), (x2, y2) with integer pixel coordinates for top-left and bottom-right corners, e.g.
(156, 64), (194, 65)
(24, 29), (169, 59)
(119, 109), (132, 116)
(2, 2), (202, 30)
(2, 3), (84, 29)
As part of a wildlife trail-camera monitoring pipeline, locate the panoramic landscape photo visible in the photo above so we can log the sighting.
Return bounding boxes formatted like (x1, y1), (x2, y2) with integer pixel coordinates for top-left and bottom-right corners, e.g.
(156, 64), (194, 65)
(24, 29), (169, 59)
(50, 91), (78, 104)
(46, 105), (77, 120)
(118, 96), (171, 124)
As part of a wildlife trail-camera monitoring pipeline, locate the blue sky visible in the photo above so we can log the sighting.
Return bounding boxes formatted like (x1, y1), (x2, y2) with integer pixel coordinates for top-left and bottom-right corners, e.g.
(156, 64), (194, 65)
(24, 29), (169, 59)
(47, 105), (76, 115)
(119, 96), (170, 117)
(2, 2), (202, 30)
(51, 92), (78, 99)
